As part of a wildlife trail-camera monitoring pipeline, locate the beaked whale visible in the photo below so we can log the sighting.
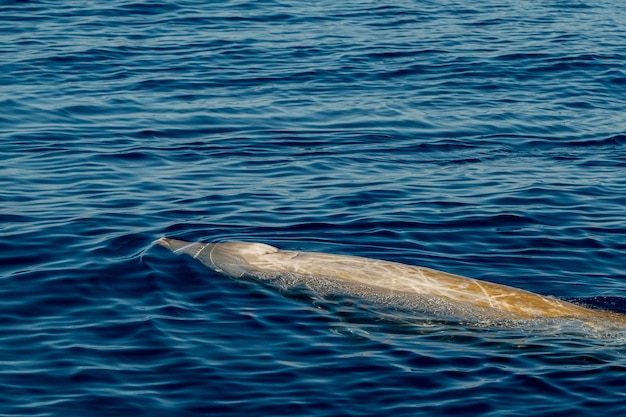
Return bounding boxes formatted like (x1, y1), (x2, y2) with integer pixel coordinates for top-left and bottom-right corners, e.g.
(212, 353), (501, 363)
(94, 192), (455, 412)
(154, 238), (626, 328)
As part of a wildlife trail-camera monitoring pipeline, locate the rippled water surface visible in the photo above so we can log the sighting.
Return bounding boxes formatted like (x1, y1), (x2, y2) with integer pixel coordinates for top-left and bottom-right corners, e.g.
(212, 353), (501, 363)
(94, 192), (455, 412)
(2, 0), (626, 415)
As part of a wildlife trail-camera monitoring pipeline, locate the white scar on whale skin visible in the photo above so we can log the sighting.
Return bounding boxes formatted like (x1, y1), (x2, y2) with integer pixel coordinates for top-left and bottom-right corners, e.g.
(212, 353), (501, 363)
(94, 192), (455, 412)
(154, 238), (626, 327)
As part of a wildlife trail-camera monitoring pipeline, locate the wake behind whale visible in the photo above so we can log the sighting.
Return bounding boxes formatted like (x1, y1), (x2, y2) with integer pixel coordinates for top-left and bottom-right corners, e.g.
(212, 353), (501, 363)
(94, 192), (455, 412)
(154, 238), (626, 333)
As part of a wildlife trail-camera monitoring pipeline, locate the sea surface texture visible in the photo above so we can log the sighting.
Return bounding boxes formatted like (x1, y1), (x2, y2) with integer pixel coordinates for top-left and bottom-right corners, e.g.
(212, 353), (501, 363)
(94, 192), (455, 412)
(2, 0), (626, 415)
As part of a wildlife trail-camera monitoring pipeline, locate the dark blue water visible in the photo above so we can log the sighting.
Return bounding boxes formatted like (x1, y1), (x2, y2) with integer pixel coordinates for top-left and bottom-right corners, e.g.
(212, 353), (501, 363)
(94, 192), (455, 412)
(2, 0), (626, 415)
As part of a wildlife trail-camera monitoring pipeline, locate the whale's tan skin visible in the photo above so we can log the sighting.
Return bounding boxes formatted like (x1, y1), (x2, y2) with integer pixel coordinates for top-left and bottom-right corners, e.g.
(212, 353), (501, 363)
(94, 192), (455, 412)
(155, 238), (626, 328)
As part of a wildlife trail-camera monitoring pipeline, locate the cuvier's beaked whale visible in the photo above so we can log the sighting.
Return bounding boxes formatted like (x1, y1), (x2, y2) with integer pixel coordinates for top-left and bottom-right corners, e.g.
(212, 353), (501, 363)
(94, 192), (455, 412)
(155, 238), (626, 328)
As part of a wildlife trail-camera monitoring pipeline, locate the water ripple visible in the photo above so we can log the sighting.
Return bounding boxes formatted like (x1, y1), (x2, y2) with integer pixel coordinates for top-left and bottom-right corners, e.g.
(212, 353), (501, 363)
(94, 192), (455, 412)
(2, 0), (626, 416)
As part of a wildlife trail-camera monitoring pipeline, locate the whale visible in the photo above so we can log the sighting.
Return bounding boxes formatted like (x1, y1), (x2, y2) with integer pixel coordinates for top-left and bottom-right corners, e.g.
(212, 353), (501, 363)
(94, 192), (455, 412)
(154, 238), (626, 329)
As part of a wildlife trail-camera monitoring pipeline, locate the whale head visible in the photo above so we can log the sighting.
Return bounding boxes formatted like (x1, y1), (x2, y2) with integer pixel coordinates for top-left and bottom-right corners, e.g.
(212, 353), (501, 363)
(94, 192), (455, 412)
(155, 238), (280, 278)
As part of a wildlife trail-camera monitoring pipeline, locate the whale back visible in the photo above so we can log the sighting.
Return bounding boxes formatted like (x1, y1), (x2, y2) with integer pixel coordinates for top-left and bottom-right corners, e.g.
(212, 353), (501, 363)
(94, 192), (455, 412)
(155, 238), (626, 329)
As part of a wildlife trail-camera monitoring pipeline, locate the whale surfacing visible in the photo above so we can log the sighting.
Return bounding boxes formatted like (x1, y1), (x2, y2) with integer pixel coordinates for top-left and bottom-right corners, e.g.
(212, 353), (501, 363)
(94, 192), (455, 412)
(155, 238), (626, 327)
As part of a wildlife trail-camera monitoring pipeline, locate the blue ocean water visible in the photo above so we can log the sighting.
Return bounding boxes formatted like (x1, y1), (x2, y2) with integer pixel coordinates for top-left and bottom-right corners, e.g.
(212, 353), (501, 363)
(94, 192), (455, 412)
(2, 0), (626, 415)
